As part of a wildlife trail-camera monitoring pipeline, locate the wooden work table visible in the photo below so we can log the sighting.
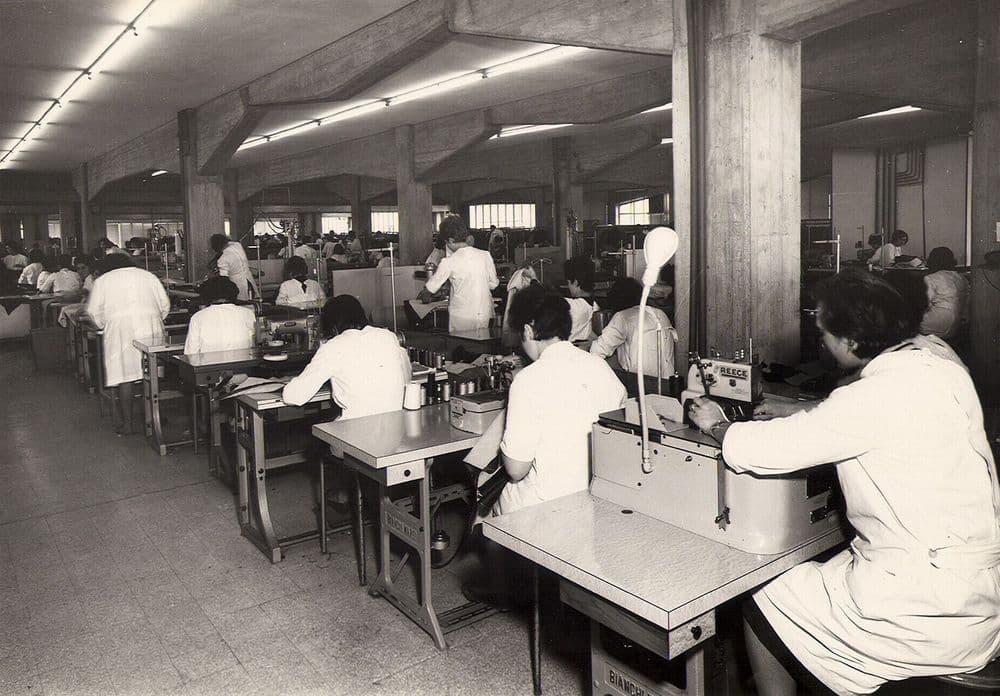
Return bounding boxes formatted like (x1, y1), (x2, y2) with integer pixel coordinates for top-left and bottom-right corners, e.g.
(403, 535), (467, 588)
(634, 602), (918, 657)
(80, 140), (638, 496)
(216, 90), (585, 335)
(484, 491), (846, 695)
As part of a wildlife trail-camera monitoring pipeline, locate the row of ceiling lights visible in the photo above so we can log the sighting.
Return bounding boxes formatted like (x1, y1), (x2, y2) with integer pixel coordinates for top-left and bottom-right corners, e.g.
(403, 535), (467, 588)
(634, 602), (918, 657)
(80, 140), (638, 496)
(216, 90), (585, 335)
(0, 1), (160, 170)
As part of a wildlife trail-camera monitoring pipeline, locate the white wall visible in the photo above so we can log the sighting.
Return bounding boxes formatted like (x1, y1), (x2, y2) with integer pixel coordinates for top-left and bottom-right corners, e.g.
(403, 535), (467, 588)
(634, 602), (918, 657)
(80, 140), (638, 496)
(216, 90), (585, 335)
(832, 149), (878, 259)
(801, 176), (831, 220)
(895, 137), (969, 264)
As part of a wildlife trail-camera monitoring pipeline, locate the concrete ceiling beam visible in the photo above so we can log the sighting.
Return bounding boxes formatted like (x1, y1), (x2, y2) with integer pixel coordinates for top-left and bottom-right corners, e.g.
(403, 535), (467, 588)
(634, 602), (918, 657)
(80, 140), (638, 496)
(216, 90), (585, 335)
(489, 68), (671, 125)
(86, 120), (178, 200)
(450, 0), (672, 55)
(757, 0), (923, 42)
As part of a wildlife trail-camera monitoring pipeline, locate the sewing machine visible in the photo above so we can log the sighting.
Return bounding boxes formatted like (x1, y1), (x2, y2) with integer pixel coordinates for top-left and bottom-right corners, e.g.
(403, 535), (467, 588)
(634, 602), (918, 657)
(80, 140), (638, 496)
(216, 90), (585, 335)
(450, 389), (505, 434)
(589, 407), (841, 554)
(679, 353), (763, 422)
(256, 309), (320, 352)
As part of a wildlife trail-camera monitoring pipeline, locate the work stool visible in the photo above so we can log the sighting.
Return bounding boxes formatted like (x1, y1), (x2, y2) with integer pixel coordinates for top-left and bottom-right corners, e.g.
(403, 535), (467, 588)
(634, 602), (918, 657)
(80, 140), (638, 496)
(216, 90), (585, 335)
(885, 658), (1000, 694)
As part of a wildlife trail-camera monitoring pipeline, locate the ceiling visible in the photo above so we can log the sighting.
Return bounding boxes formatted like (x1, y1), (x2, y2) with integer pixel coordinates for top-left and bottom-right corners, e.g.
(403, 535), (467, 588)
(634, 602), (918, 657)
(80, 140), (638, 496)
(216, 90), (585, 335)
(0, 0), (981, 182)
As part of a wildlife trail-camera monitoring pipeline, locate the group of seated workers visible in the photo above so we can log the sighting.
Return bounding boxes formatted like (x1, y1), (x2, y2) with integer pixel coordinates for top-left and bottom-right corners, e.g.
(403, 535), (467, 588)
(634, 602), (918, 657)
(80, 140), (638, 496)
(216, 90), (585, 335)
(75, 217), (999, 694)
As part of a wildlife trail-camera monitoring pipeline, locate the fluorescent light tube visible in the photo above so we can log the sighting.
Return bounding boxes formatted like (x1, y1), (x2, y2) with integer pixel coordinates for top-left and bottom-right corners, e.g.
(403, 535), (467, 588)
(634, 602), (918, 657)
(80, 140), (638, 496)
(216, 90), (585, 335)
(318, 100), (388, 125)
(660, 138), (673, 145)
(389, 72), (486, 106)
(642, 103), (673, 114)
(485, 46), (588, 77)
(150, 169), (168, 177)
(857, 105), (922, 119)
(491, 124), (572, 139)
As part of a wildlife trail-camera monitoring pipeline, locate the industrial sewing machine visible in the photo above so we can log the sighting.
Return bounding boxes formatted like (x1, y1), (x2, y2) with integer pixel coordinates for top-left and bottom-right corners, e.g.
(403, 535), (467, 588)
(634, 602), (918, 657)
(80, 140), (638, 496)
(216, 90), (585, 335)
(256, 307), (320, 352)
(593, 345), (841, 555)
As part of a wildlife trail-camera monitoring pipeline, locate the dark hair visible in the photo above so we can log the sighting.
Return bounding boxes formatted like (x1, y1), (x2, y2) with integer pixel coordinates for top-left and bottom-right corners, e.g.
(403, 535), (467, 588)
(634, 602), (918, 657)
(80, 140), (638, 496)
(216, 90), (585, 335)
(97, 237), (115, 249)
(891, 229), (908, 244)
(563, 257), (594, 292)
(604, 277), (643, 314)
(198, 276), (239, 304)
(57, 254), (74, 270)
(438, 214), (467, 242)
(100, 253), (134, 272)
(507, 284), (571, 341)
(332, 243), (345, 255)
(321, 295), (368, 338)
(27, 248), (45, 264)
(926, 246), (957, 272)
(283, 255), (308, 280)
(814, 268), (919, 359)
(210, 234), (229, 253)
(300, 235), (312, 244)
(434, 237), (446, 250)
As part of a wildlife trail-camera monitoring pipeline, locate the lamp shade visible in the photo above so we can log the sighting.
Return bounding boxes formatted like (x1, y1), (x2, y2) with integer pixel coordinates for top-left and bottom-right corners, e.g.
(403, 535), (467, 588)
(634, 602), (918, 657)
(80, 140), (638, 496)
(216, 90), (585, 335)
(641, 226), (679, 287)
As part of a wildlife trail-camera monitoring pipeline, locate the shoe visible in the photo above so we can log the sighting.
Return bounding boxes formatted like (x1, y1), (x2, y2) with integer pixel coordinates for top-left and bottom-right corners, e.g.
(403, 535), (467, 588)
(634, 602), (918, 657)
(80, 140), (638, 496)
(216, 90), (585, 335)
(461, 581), (512, 612)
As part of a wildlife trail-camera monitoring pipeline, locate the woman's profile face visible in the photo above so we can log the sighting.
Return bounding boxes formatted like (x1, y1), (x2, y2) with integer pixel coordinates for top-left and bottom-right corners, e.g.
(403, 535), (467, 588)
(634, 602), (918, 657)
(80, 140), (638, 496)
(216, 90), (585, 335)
(816, 308), (863, 370)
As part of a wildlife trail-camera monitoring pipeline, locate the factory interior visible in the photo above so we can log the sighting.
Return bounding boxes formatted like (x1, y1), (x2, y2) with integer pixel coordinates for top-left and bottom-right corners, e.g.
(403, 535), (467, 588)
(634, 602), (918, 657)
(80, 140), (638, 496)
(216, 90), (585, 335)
(2, 1), (1000, 695)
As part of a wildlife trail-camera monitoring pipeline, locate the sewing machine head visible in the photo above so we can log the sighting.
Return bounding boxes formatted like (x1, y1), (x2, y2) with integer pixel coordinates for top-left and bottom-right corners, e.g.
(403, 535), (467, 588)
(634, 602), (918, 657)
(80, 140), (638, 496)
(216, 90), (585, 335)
(680, 354), (762, 421)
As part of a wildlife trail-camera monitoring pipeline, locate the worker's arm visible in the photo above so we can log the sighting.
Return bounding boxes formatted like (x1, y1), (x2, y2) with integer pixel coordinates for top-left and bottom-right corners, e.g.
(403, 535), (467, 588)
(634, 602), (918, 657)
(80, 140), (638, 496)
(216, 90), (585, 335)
(423, 256), (451, 295)
(155, 278), (171, 319)
(183, 313), (201, 355)
(275, 281), (291, 306)
(85, 278), (106, 328)
(589, 311), (626, 359)
(39, 274), (56, 293)
(281, 347), (333, 406)
(498, 377), (541, 483)
(485, 255), (499, 291)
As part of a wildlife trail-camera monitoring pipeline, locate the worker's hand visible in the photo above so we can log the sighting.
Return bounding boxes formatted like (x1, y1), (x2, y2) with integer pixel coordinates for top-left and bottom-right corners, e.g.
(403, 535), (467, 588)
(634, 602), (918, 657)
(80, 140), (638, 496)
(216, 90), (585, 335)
(753, 396), (818, 420)
(688, 397), (727, 434)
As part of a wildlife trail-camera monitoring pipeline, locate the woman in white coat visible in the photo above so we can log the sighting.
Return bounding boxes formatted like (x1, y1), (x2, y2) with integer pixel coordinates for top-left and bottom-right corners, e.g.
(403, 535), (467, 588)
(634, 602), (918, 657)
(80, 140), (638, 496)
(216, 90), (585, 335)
(590, 278), (675, 377)
(275, 256), (326, 306)
(184, 277), (256, 355)
(420, 214), (498, 332)
(211, 234), (258, 302)
(86, 255), (170, 435)
(690, 268), (1000, 696)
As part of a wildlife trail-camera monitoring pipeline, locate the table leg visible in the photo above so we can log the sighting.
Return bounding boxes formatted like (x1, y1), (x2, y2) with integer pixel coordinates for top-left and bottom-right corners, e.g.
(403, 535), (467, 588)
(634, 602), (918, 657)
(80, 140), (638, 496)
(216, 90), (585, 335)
(244, 409), (282, 563)
(355, 472), (366, 586)
(684, 646), (707, 696)
(209, 387), (223, 477)
(416, 472), (447, 649)
(319, 458), (327, 554)
(236, 402), (251, 527)
(141, 352), (154, 440)
(191, 390), (199, 455)
(533, 564), (542, 695)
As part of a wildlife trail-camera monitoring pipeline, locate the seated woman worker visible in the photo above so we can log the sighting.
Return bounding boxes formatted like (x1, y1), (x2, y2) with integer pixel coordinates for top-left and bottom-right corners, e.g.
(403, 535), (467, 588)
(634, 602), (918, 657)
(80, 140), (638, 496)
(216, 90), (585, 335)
(689, 267), (1000, 696)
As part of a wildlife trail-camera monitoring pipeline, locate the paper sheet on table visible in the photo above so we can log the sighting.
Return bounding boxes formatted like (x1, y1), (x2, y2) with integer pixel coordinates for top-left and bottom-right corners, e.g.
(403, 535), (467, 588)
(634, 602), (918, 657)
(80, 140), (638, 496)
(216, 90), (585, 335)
(464, 410), (506, 473)
(220, 376), (289, 399)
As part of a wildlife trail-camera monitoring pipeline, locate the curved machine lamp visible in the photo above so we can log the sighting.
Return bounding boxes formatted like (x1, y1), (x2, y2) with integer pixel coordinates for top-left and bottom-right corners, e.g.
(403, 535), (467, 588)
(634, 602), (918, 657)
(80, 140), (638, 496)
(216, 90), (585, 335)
(637, 226), (679, 474)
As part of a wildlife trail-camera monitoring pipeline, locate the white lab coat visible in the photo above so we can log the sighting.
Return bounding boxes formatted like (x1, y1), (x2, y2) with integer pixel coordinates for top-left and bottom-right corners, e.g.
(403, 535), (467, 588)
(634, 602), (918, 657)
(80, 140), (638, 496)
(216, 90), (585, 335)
(183, 304), (257, 355)
(217, 242), (258, 301)
(590, 305), (675, 377)
(495, 341), (626, 515)
(39, 269), (81, 294)
(282, 325), (411, 421)
(566, 296), (597, 343)
(921, 269), (969, 339)
(874, 242), (902, 266)
(425, 245), (499, 332)
(275, 279), (326, 306)
(3, 253), (27, 270)
(35, 270), (52, 290)
(87, 267), (170, 386)
(723, 345), (1000, 695)
(17, 262), (43, 286)
(293, 244), (318, 265)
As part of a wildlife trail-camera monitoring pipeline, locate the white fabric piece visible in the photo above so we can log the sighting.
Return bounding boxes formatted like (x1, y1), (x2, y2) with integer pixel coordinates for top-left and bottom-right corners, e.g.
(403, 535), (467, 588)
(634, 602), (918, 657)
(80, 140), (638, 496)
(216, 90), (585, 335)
(86, 267), (170, 386)
(921, 269), (969, 339)
(39, 269), (81, 294)
(425, 245), (499, 332)
(282, 325), (411, 421)
(494, 341), (626, 515)
(183, 304), (257, 355)
(275, 279), (326, 306)
(590, 305), (676, 377)
(216, 242), (258, 301)
(17, 262), (43, 286)
(721, 345), (1000, 695)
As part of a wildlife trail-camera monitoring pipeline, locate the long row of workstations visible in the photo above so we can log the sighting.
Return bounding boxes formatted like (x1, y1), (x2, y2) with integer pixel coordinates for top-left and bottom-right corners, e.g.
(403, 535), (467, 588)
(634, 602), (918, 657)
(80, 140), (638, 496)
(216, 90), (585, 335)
(35, 264), (849, 696)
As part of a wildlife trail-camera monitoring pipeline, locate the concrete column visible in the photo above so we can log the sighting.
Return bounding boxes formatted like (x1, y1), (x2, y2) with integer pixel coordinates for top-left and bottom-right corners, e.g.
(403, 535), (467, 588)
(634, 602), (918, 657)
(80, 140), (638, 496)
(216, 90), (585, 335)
(692, 0), (801, 364)
(552, 137), (583, 260)
(969, 0), (1000, 410)
(395, 125), (434, 265)
(0, 214), (20, 244)
(223, 169), (254, 242)
(179, 109), (226, 281)
(59, 200), (79, 253)
(349, 176), (372, 235)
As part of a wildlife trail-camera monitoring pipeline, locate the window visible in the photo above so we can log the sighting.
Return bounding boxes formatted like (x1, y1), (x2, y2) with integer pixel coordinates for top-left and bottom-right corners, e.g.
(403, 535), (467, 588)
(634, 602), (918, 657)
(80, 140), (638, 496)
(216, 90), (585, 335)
(321, 214), (351, 235)
(105, 219), (184, 248)
(48, 217), (61, 239)
(468, 203), (535, 229)
(616, 198), (650, 226)
(370, 211), (399, 233)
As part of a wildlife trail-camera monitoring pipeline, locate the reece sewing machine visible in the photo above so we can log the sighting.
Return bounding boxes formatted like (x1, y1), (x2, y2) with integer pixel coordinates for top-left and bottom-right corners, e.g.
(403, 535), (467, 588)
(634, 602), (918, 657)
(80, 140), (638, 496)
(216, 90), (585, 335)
(588, 227), (841, 554)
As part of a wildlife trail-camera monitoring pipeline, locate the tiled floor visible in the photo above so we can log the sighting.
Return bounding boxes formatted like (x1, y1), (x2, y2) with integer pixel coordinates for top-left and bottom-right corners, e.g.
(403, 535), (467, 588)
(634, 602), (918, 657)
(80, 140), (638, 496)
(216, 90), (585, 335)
(0, 342), (593, 695)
